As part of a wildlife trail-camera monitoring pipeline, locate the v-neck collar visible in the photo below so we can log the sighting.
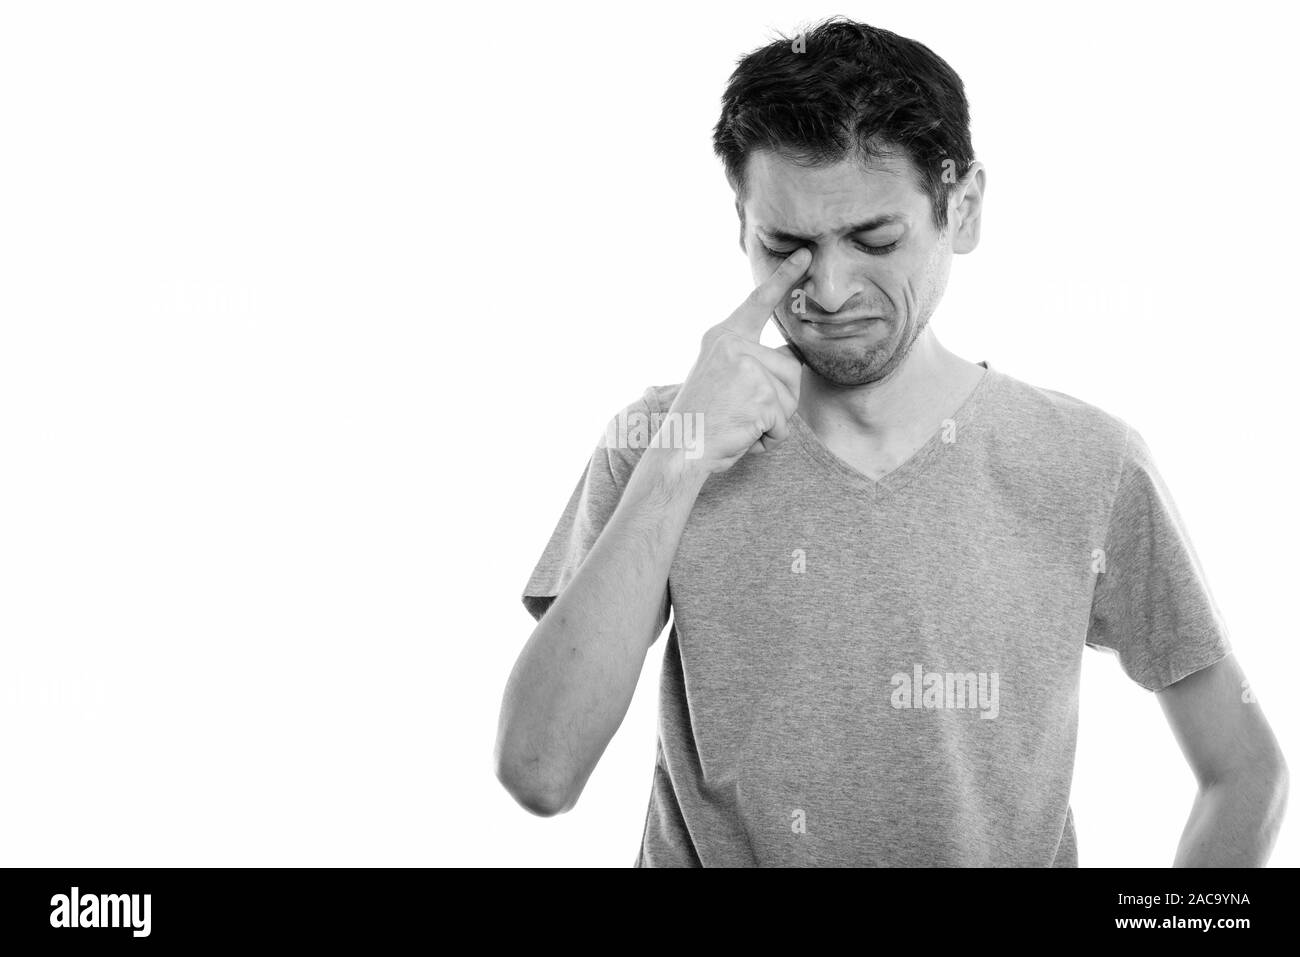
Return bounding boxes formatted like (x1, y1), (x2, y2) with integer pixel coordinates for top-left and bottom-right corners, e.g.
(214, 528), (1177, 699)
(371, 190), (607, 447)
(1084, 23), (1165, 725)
(788, 360), (998, 497)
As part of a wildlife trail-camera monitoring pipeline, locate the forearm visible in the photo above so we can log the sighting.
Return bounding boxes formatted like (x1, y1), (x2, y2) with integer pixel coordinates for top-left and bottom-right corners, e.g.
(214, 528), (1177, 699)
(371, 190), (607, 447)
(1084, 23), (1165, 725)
(1173, 761), (1289, 866)
(495, 447), (707, 815)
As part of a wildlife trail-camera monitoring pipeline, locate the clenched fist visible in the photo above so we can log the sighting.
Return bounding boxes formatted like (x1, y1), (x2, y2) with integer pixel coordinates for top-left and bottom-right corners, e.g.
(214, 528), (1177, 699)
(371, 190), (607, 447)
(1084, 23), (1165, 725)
(666, 247), (811, 476)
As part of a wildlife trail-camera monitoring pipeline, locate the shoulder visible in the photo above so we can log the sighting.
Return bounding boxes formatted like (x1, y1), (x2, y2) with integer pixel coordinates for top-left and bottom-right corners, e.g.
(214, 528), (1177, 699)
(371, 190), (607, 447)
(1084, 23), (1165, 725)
(974, 366), (1154, 516)
(641, 383), (685, 416)
(596, 383), (684, 425)
(591, 383), (687, 485)
(983, 364), (1134, 462)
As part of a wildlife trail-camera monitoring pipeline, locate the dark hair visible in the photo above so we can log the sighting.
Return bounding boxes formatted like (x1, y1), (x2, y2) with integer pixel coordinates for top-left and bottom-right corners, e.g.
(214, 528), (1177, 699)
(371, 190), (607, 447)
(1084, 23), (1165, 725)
(713, 17), (974, 231)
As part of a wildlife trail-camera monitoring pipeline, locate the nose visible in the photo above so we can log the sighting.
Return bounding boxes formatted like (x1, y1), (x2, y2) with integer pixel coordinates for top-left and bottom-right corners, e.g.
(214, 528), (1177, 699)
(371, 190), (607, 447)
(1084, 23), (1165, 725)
(801, 245), (864, 315)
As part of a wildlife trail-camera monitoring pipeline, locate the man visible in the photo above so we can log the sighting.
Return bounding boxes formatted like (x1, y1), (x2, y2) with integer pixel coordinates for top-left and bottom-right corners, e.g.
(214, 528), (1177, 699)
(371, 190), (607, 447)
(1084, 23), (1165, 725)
(496, 18), (1288, 866)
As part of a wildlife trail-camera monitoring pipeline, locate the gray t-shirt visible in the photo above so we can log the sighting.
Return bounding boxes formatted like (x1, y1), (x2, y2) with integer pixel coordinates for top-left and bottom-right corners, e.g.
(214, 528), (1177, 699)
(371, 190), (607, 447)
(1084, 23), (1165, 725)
(521, 361), (1232, 866)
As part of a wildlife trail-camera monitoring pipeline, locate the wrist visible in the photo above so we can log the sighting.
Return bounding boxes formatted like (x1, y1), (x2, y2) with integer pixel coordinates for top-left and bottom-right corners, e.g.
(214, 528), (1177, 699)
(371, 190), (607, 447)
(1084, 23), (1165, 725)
(628, 446), (708, 506)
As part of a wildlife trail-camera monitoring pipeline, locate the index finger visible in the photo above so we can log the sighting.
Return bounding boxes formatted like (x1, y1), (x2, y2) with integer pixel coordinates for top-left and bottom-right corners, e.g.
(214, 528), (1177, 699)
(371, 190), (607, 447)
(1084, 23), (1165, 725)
(721, 247), (812, 340)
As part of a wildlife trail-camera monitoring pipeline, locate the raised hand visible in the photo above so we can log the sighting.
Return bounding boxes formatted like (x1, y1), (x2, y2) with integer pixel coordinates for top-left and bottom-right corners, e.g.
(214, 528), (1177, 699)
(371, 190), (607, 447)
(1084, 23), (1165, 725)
(666, 248), (810, 476)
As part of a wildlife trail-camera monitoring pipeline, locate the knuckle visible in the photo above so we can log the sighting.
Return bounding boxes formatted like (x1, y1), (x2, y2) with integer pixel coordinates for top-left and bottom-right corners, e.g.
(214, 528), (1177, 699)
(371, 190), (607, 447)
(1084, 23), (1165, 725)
(727, 340), (755, 366)
(775, 353), (800, 375)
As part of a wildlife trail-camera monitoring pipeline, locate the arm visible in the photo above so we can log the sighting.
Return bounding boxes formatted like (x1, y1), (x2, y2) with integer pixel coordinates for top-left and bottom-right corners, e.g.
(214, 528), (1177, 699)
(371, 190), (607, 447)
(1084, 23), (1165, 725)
(1157, 654), (1288, 866)
(494, 448), (705, 816)
(494, 248), (812, 817)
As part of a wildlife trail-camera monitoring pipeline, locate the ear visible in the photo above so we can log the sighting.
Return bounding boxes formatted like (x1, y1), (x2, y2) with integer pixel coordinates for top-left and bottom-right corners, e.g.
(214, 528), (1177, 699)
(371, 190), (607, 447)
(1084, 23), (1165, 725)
(950, 162), (986, 255)
(736, 199), (747, 253)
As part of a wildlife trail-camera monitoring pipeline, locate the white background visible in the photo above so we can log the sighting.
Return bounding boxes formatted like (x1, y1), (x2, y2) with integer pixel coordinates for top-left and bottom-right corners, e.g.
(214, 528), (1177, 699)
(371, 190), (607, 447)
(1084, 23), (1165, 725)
(0, 1), (1295, 867)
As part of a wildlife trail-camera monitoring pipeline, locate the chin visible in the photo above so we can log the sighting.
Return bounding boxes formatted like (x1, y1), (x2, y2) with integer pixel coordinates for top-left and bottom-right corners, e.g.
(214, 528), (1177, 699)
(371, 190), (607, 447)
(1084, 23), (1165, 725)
(801, 346), (895, 387)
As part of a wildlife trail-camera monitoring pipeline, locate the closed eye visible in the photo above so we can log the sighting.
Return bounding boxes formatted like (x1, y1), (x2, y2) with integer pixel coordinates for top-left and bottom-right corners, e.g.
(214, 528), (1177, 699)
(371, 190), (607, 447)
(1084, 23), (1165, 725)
(855, 240), (899, 256)
(760, 241), (899, 258)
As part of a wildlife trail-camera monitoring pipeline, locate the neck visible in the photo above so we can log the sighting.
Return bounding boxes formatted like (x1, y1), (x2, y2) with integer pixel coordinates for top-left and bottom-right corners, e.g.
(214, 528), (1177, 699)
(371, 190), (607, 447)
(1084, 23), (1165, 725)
(797, 328), (983, 454)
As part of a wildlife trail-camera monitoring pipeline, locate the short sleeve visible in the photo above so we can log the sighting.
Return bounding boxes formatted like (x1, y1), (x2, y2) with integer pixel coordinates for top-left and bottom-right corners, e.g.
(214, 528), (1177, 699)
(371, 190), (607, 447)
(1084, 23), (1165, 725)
(520, 387), (673, 640)
(1085, 425), (1232, 691)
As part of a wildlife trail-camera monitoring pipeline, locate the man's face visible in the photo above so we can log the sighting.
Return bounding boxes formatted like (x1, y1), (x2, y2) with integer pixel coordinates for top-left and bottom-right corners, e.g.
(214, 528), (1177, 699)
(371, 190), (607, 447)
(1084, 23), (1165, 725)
(740, 148), (955, 387)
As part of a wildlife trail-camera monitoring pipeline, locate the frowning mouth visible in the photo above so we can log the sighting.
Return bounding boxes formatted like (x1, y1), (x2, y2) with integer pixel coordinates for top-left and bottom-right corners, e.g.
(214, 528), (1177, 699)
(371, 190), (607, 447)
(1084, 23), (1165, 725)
(802, 317), (884, 337)
(802, 316), (882, 324)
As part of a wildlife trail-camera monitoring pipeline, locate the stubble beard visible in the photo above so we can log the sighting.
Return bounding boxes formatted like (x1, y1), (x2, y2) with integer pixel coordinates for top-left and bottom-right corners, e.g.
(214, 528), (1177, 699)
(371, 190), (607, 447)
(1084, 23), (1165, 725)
(773, 309), (932, 388)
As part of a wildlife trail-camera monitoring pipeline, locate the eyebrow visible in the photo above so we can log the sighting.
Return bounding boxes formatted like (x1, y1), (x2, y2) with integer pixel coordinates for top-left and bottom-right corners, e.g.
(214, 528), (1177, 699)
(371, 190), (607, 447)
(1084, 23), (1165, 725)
(757, 215), (906, 243)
